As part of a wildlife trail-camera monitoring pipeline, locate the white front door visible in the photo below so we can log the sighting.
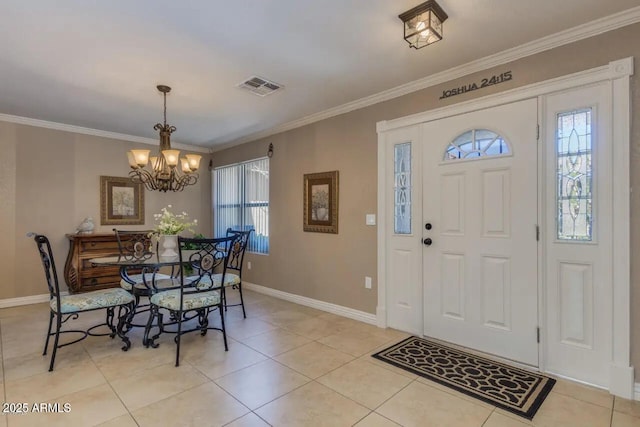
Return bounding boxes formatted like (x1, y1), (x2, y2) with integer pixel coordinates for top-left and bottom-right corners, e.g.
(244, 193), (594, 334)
(543, 82), (613, 387)
(422, 99), (539, 366)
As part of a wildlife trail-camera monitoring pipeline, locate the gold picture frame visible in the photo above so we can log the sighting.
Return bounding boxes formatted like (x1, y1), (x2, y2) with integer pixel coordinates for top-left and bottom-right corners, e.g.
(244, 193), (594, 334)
(303, 171), (338, 234)
(100, 176), (145, 225)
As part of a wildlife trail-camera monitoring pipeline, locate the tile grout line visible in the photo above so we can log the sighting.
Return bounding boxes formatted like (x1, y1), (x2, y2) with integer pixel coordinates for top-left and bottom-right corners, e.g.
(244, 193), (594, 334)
(367, 377), (418, 422)
(480, 408), (497, 427)
(609, 399), (614, 427)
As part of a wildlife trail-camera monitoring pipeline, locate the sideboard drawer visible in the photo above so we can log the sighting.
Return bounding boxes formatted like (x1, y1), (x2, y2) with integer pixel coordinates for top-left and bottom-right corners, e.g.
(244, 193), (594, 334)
(78, 239), (120, 253)
(79, 277), (121, 291)
(64, 233), (126, 293)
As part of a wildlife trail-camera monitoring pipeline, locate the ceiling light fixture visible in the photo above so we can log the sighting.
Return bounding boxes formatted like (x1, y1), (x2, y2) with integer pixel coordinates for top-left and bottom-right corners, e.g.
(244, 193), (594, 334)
(127, 85), (201, 192)
(399, 0), (448, 49)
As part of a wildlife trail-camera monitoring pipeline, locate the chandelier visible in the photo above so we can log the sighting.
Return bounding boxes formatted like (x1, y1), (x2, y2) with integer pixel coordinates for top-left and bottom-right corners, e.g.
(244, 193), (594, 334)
(127, 85), (201, 192)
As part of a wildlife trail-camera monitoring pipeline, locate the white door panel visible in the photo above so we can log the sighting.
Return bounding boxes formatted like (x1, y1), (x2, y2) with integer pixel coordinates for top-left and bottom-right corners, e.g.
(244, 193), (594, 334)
(543, 82), (612, 387)
(423, 99), (539, 366)
(384, 125), (423, 335)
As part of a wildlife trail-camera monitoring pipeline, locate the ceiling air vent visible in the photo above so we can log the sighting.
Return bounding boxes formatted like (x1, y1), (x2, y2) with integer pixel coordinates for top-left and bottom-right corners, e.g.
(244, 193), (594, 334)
(237, 76), (283, 97)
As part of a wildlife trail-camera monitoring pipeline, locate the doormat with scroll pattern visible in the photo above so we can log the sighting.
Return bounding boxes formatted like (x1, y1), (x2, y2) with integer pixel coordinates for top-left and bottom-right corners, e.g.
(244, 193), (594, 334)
(372, 336), (555, 420)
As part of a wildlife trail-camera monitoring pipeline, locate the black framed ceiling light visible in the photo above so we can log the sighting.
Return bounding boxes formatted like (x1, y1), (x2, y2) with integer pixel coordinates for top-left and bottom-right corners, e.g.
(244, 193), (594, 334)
(399, 0), (448, 49)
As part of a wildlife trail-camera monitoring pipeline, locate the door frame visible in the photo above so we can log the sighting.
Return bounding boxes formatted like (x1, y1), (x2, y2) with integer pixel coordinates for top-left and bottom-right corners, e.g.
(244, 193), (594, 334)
(376, 58), (633, 398)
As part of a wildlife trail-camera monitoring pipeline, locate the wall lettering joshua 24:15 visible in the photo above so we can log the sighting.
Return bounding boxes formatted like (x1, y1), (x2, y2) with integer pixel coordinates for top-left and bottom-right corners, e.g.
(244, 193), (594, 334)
(440, 71), (513, 100)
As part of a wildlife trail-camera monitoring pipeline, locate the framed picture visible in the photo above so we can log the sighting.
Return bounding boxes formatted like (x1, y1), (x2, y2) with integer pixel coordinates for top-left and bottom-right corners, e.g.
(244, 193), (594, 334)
(303, 171), (339, 234)
(100, 176), (145, 225)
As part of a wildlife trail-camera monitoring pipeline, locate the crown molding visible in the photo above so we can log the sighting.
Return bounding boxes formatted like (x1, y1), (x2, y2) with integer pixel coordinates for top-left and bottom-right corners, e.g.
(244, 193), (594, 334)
(0, 113), (210, 153)
(217, 5), (640, 151)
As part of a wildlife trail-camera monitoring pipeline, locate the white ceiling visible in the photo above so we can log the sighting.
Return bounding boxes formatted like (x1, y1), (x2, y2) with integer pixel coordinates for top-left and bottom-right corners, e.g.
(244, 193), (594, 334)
(1, 0), (639, 149)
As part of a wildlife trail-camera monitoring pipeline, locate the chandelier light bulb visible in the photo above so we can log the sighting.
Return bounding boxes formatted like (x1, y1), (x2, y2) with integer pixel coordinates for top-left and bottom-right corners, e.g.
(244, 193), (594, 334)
(185, 154), (202, 171)
(181, 158), (191, 173)
(127, 151), (139, 169)
(163, 149), (180, 167)
(130, 149), (150, 168)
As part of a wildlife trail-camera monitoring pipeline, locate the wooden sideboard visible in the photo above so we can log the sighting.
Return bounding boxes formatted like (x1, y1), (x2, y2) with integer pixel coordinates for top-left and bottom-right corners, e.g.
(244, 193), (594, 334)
(64, 233), (125, 293)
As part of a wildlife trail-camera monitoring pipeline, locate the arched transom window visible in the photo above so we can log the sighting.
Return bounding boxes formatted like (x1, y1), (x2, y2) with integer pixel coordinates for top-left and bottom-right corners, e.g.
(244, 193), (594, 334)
(444, 129), (510, 161)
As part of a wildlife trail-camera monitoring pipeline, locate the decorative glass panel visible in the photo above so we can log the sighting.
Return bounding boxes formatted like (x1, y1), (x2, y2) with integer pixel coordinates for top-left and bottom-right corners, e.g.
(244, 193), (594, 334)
(444, 129), (510, 160)
(557, 108), (592, 241)
(394, 142), (412, 234)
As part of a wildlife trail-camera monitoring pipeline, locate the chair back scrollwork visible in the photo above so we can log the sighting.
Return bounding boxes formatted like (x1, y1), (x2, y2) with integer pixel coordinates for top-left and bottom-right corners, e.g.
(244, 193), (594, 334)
(225, 228), (253, 273)
(113, 229), (155, 261)
(179, 235), (239, 290)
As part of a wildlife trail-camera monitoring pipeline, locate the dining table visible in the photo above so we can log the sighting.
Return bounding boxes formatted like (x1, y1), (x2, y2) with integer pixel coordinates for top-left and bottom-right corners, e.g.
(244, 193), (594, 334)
(90, 251), (196, 346)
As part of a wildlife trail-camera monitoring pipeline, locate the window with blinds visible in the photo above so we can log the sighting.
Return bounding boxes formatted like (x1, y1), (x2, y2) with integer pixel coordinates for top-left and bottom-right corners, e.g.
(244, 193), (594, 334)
(214, 158), (269, 254)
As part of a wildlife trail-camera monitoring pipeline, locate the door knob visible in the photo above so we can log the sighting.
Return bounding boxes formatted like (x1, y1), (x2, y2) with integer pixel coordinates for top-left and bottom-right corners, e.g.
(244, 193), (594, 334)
(423, 238), (433, 246)
(425, 223), (432, 230)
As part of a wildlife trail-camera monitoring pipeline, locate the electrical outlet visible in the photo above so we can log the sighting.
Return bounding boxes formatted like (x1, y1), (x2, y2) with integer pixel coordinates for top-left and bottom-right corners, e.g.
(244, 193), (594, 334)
(365, 276), (372, 289)
(247, 261), (252, 270)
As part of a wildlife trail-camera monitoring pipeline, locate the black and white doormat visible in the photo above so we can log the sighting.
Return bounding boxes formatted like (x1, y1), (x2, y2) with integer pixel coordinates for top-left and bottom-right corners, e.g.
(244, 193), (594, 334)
(372, 336), (555, 420)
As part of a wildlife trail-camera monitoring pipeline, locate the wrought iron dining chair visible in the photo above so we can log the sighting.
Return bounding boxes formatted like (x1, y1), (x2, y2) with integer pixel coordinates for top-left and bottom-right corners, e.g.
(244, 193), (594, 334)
(29, 233), (134, 371)
(145, 235), (238, 366)
(220, 228), (253, 317)
(113, 229), (175, 326)
(184, 229), (253, 318)
(112, 229), (173, 294)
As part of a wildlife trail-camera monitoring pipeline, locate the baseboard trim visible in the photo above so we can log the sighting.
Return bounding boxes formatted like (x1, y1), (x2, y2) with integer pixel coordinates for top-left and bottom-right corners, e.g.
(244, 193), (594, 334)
(0, 293), (59, 309)
(610, 363), (635, 399)
(376, 306), (387, 328)
(243, 282), (377, 325)
(634, 383), (640, 401)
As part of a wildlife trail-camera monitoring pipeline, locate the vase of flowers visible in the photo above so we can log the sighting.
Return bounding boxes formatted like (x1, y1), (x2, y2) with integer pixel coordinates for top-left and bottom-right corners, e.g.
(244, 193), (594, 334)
(152, 205), (197, 257)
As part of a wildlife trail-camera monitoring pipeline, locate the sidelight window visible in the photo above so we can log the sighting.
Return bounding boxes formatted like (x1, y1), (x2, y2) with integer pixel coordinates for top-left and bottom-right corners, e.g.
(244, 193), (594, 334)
(394, 142), (412, 234)
(556, 108), (593, 241)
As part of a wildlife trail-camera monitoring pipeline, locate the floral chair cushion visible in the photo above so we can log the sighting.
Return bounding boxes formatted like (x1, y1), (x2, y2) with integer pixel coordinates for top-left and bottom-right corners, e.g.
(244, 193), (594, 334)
(52, 288), (134, 314)
(213, 273), (241, 287)
(120, 273), (172, 290)
(150, 289), (221, 311)
(133, 277), (182, 292)
(186, 273), (240, 290)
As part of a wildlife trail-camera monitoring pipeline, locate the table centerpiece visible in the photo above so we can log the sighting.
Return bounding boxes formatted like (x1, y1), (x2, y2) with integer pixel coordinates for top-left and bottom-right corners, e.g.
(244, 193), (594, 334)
(152, 205), (197, 257)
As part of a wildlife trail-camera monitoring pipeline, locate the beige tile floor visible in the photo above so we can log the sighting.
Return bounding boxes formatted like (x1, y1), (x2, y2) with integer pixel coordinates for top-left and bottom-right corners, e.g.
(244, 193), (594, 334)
(0, 290), (639, 426)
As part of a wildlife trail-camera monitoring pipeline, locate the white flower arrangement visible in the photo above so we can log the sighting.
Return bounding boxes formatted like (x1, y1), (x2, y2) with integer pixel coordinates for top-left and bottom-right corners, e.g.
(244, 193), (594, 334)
(152, 205), (197, 235)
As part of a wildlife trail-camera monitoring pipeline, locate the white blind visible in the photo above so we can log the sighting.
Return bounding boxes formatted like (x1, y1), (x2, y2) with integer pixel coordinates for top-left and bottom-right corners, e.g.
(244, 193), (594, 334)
(214, 158), (269, 254)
